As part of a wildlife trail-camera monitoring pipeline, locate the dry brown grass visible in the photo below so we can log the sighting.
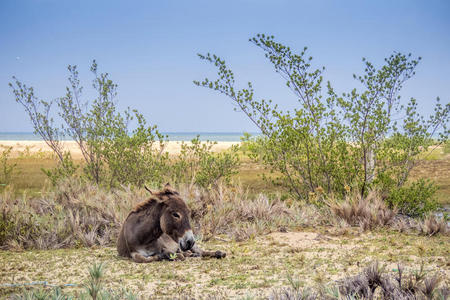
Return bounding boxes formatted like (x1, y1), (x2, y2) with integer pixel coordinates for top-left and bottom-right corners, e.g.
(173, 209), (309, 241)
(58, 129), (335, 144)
(328, 190), (397, 231)
(0, 179), (145, 250)
(270, 261), (448, 299)
(180, 183), (324, 242)
(335, 261), (447, 299)
(3, 177), (445, 251)
(419, 214), (449, 236)
(0, 180), (323, 250)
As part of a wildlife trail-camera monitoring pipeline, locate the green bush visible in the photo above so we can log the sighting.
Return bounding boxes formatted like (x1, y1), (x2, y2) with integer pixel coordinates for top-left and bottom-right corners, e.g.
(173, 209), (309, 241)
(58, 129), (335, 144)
(385, 179), (438, 217)
(443, 139), (450, 154)
(196, 34), (450, 203)
(170, 136), (240, 188)
(0, 147), (17, 187)
(42, 152), (78, 186)
(10, 61), (168, 188)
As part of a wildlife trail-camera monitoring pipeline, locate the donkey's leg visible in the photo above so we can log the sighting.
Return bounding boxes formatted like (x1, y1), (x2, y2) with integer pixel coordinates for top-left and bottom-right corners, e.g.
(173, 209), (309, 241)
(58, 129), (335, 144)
(156, 234), (185, 261)
(190, 245), (226, 259)
(179, 249), (200, 258)
(131, 251), (185, 262)
(130, 252), (162, 263)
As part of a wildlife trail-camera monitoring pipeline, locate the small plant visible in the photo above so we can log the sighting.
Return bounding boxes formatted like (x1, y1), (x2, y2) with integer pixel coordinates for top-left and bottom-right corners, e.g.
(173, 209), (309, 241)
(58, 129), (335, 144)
(41, 152), (78, 186)
(168, 253), (178, 260)
(11, 263), (139, 299)
(285, 270), (302, 293)
(336, 262), (447, 300)
(443, 140), (450, 154)
(85, 263), (104, 300)
(13, 287), (73, 300)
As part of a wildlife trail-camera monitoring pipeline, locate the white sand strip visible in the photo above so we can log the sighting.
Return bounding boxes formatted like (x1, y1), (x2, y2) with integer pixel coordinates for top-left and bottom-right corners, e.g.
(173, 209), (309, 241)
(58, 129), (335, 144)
(0, 140), (240, 158)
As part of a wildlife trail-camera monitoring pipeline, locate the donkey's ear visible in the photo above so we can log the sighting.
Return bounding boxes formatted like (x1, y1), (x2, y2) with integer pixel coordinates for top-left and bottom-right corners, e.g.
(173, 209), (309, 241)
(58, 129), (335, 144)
(144, 185), (154, 195)
(163, 183), (178, 195)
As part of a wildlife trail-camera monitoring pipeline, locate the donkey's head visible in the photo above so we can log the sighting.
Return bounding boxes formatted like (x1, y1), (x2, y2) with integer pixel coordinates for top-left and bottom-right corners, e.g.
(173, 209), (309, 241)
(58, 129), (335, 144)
(149, 184), (195, 251)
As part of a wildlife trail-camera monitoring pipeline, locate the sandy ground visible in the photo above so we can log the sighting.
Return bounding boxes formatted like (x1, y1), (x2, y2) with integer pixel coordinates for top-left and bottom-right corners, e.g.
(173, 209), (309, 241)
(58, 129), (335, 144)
(0, 140), (239, 158)
(1, 230), (448, 298)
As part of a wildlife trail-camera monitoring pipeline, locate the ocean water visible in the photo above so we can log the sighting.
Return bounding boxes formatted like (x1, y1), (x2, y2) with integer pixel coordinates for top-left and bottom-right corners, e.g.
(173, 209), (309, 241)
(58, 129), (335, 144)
(0, 132), (260, 142)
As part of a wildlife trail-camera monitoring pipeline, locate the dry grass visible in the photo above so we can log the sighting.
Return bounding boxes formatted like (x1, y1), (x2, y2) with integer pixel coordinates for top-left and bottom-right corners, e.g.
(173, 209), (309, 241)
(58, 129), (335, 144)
(18, 260), (446, 299)
(1, 177), (446, 251)
(420, 214), (449, 236)
(328, 190), (397, 231)
(0, 179), (323, 250)
(182, 184), (325, 242)
(0, 179), (144, 250)
(270, 262), (448, 299)
(335, 261), (447, 299)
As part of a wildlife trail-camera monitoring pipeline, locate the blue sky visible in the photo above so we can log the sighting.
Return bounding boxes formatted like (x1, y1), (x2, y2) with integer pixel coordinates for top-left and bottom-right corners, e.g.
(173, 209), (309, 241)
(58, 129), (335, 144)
(1, 0), (449, 133)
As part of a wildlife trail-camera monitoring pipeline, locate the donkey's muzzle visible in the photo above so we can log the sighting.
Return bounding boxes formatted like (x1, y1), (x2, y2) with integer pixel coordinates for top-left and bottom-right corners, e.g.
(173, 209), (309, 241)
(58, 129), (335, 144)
(179, 230), (195, 251)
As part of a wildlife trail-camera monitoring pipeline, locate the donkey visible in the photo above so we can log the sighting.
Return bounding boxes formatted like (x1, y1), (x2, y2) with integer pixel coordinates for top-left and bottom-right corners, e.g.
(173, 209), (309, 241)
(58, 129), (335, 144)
(117, 183), (226, 263)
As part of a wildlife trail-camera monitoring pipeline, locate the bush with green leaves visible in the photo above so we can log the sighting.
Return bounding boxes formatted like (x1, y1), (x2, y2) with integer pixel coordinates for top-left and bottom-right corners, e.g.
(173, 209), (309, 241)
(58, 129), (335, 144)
(169, 136), (240, 188)
(444, 139), (450, 154)
(10, 61), (168, 188)
(0, 147), (17, 187)
(385, 179), (438, 218)
(196, 34), (449, 216)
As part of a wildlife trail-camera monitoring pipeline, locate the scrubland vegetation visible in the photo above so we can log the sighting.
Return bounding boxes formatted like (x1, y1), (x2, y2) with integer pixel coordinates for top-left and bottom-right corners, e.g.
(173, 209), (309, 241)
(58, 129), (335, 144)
(1, 34), (449, 298)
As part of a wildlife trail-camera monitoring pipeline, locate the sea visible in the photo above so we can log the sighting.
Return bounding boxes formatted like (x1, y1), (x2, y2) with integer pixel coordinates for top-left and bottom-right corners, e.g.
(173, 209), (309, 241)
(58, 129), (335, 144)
(0, 132), (260, 142)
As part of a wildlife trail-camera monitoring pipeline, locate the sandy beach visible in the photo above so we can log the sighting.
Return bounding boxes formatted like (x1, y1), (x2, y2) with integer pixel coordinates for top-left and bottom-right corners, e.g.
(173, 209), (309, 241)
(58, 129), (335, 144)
(0, 140), (239, 158)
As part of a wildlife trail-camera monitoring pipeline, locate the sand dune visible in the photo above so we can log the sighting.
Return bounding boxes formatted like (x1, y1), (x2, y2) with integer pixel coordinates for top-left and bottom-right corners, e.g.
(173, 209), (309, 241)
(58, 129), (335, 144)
(0, 140), (239, 158)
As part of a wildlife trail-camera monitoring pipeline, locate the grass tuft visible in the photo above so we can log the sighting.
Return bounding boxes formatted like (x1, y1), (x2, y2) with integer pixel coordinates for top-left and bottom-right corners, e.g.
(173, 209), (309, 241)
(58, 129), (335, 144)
(419, 214), (449, 236)
(328, 190), (397, 231)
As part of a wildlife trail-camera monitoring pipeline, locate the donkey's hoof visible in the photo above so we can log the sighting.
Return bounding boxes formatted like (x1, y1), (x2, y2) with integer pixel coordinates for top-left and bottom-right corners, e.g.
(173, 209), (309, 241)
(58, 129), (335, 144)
(215, 250), (226, 259)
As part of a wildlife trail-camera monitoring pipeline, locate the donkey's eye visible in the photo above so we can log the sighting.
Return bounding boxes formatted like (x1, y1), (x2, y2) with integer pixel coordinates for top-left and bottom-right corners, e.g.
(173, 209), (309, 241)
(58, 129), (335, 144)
(172, 212), (181, 219)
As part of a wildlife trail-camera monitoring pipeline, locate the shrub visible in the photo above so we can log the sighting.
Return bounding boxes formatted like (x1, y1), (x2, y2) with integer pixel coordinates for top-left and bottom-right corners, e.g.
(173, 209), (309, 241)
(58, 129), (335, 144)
(0, 147), (17, 187)
(169, 136), (240, 188)
(443, 140), (450, 154)
(41, 152), (78, 186)
(196, 34), (450, 204)
(385, 179), (438, 218)
(10, 61), (168, 188)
